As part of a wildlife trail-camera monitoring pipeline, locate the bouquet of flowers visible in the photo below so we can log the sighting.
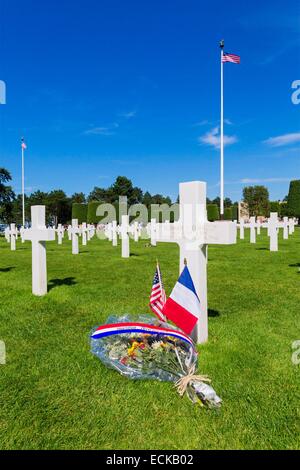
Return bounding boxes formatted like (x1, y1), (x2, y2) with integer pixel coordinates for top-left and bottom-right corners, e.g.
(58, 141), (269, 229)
(90, 314), (221, 408)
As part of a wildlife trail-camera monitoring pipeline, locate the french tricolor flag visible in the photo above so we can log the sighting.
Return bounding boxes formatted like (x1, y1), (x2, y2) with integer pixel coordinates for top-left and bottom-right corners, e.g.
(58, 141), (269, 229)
(163, 265), (200, 335)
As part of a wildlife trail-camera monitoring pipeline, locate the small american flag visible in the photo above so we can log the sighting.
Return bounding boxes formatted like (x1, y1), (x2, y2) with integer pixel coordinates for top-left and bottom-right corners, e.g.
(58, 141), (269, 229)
(150, 262), (166, 322)
(21, 139), (27, 149)
(222, 53), (240, 64)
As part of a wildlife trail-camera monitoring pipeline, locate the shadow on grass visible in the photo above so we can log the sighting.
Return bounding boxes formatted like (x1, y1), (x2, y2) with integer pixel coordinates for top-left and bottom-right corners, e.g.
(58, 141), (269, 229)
(208, 309), (220, 318)
(256, 248), (269, 251)
(289, 262), (300, 273)
(48, 277), (77, 291)
(0, 266), (15, 273)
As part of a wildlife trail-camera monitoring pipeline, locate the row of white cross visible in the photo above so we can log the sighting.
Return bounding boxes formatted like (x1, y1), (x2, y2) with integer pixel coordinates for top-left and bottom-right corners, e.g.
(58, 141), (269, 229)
(237, 214), (297, 251)
(4, 221), (96, 252)
(2, 181), (298, 344)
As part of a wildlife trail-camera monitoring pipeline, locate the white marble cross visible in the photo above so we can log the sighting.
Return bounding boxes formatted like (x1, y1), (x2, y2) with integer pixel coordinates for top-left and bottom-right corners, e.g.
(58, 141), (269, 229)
(20, 226), (26, 243)
(89, 224), (96, 239)
(71, 219), (80, 254)
(4, 226), (10, 243)
(23, 206), (55, 296)
(256, 220), (261, 235)
(282, 217), (289, 240)
(106, 222), (113, 242)
(112, 220), (118, 247)
(239, 219), (245, 239)
(155, 181), (236, 344)
(56, 224), (65, 245)
(132, 221), (139, 242)
(9, 224), (17, 251)
(269, 212), (278, 252)
(81, 222), (88, 246)
(288, 218), (295, 235)
(120, 215), (130, 258)
(249, 216), (256, 244)
(67, 225), (72, 240)
(150, 218), (157, 246)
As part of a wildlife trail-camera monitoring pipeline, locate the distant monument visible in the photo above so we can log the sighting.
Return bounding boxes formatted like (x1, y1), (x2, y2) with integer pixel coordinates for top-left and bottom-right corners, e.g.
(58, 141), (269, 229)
(238, 201), (249, 221)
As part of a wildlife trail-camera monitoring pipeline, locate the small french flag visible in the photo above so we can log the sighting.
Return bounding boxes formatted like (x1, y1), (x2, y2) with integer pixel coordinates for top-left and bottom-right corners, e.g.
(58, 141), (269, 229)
(163, 264), (200, 335)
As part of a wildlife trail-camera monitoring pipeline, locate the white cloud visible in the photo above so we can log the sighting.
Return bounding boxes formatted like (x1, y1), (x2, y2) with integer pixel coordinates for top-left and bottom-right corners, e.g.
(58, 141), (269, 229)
(194, 118), (232, 127)
(199, 126), (238, 149)
(84, 123), (119, 136)
(264, 132), (300, 147)
(118, 110), (137, 119)
(193, 120), (210, 127)
(240, 178), (293, 184)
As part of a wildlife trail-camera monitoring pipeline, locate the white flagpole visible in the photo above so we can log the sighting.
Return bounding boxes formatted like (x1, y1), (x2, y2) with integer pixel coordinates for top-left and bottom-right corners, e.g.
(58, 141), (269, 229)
(220, 40), (224, 217)
(21, 138), (25, 227)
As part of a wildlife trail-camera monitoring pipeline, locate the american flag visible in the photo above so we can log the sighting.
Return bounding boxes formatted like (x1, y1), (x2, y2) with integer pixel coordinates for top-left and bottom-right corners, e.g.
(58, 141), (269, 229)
(21, 139), (27, 149)
(222, 53), (240, 64)
(149, 263), (166, 322)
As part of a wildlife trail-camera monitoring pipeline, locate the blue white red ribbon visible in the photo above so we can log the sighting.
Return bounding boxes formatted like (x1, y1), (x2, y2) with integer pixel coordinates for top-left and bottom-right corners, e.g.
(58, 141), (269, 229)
(91, 322), (195, 348)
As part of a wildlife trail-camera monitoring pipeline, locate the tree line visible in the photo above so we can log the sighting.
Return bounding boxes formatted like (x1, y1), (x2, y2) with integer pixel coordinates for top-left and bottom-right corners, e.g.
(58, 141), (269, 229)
(1, 167), (299, 225)
(0, 172), (173, 225)
(242, 184), (300, 218)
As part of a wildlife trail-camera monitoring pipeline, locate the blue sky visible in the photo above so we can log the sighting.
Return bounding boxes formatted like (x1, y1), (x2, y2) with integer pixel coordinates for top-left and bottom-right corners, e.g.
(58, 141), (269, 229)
(0, 0), (299, 202)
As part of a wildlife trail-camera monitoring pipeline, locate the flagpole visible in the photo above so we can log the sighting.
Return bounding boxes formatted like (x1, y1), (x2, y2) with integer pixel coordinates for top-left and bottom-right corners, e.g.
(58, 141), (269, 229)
(220, 40), (224, 218)
(156, 259), (162, 287)
(21, 138), (25, 227)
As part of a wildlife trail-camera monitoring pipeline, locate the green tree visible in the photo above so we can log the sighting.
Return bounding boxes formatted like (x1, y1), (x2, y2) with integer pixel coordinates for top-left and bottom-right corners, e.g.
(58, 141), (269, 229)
(27, 190), (48, 207)
(243, 186), (270, 216)
(232, 204), (238, 221)
(131, 186), (143, 204)
(71, 192), (86, 203)
(10, 195), (23, 224)
(269, 201), (281, 216)
(0, 168), (15, 222)
(110, 176), (133, 202)
(212, 197), (220, 207)
(207, 204), (220, 221)
(21, 190), (49, 224)
(72, 203), (88, 223)
(142, 191), (152, 206)
(151, 194), (172, 205)
(224, 207), (233, 220)
(224, 197), (233, 208)
(87, 187), (110, 202)
(46, 190), (71, 225)
(211, 196), (232, 209)
(280, 201), (289, 217)
(110, 176), (143, 205)
(287, 180), (300, 218)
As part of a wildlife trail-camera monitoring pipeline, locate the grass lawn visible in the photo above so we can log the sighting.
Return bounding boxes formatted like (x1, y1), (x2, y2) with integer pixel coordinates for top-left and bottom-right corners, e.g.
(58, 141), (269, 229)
(0, 229), (299, 450)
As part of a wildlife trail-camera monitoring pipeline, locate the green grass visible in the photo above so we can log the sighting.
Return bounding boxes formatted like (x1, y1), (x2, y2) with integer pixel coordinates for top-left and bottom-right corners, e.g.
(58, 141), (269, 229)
(0, 229), (300, 450)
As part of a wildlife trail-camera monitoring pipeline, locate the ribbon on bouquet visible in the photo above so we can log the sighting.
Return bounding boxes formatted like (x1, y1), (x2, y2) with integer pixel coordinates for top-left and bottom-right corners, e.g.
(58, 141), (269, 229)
(175, 364), (211, 398)
(91, 322), (195, 349)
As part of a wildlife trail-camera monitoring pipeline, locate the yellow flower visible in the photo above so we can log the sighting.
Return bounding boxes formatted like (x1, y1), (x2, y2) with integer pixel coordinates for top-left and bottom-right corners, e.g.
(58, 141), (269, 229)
(128, 341), (139, 356)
